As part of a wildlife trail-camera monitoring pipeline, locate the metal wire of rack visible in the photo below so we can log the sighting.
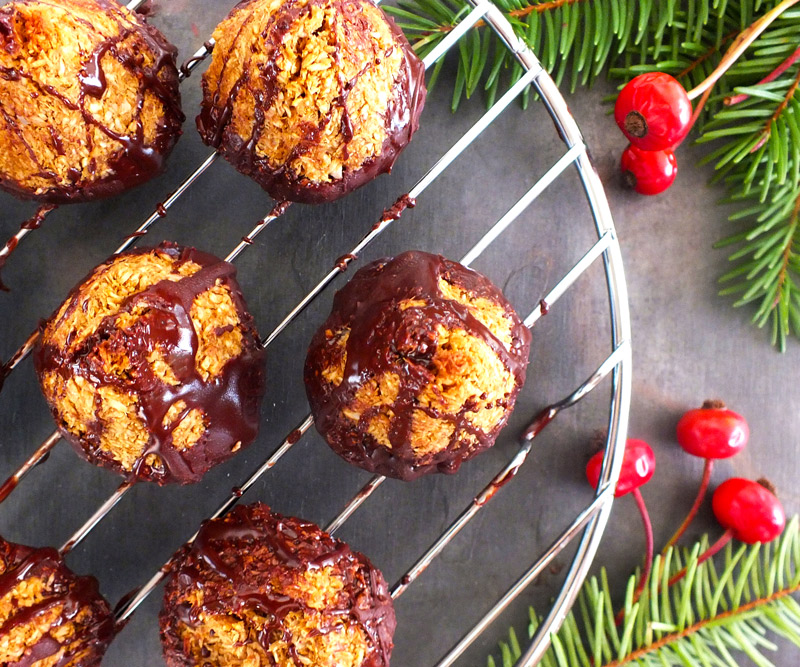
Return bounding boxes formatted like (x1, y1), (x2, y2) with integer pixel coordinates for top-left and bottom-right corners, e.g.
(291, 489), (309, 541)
(0, 0), (632, 664)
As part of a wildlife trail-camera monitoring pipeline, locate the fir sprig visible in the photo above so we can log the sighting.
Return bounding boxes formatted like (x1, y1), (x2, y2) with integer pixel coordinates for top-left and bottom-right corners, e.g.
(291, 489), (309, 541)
(488, 517), (800, 666)
(386, 0), (800, 349)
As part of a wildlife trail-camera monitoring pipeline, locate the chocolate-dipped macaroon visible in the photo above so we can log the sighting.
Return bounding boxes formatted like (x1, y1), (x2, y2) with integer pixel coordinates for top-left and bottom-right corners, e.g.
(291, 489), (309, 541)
(305, 251), (532, 480)
(0, 0), (183, 203)
(160, 503), (396, 666)
(34, 242), (266, 484)
(0, 536), (115, 666)
(197, 0), (426, 205)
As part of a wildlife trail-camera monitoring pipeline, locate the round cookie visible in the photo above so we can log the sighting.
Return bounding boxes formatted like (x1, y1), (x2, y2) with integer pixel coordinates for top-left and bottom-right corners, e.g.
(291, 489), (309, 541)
(160, 503), (396, 666)
(34, 242), (266, 484)
(197, 0), (426, 204)
(304, 250), (531, 480)
(0, 536), (115, 666)
(0, 0), (183, 203)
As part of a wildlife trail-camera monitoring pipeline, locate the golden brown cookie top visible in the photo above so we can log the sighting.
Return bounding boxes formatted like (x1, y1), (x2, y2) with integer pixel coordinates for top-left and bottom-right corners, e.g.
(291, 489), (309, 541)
(305, 251), (532, 480)
(0, 0), (183, 202)
(0, 536), (115, 666)
(160, 503), (396, 667)
(35, 243), (266, 484)
(197, 0), (426, 204)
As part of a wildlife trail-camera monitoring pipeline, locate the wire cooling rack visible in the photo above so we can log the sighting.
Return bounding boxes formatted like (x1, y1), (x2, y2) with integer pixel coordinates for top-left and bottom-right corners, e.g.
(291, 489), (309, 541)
(0, 0), (631, 664)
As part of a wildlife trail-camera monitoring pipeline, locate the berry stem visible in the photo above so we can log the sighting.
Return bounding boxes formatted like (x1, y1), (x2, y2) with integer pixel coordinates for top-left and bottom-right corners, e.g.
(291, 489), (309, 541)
(686, 0), (800, 101)
(725, 45), (800, 106)
(667, 529), (733, 587)
(687, 86), (713, 133)
(633, 488), (654, 591)
(615, 488), (653, 624)
(662, 458), (714, 551)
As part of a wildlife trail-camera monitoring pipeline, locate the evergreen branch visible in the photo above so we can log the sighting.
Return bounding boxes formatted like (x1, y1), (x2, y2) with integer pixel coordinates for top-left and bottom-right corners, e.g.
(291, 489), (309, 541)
(489, 517), (800, 666)
(385, 0), (684, 104)
(685, 0), (800, 101)
(708, 66), (800, 349)
(388, 0), (800, 347)
(603, 580), (800, 666)
(751, 66), (800, 152)
(676, 30), (738, 79)
(726, 45), (800, 104)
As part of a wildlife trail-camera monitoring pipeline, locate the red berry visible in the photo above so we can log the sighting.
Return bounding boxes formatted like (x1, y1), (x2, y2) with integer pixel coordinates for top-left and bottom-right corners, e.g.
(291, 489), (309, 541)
(676, 401), (749, 460)
(586, 438), (655, 497)
(614, 72), (692, 150)
(712, 478), (785, 544)
(621, 145), (677, 195)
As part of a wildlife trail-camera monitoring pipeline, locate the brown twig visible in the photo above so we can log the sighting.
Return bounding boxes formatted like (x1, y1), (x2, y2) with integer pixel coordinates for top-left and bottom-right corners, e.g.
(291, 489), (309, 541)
(687, 85), (713, 132)
(603, 576), (800, 667)
(750, 66), (800, 153)
(514, 0), (583, 16)
(687, 0), (800, 101)
(414, 0), (588, 36)
(773, 191), (800, 307)
(677, 31), (738, 79)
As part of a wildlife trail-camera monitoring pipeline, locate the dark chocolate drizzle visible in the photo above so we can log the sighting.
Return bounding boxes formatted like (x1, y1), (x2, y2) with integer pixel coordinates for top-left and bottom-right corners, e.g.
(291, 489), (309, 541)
(178, 40), (215, 79)
(0, 203), (55, 292)
(539, 298), (550, 315)
(304, 251), (532, 481)
(0, 0), (183, 203)
(0, 537), (115, 667)
(379, 193), (416, 225)
(196, 0), (426, 205)
(160, 503), (395, 667)
(34, 242), (266, 485)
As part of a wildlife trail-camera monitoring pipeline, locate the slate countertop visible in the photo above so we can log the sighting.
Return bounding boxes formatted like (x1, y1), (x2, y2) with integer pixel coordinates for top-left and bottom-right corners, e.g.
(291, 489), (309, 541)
(0, 1), (798, 665)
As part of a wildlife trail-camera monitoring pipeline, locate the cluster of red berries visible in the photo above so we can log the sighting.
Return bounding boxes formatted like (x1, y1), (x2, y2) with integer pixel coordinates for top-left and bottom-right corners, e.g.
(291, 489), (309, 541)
(586, 400), (785, 610)
(614, 72), (693, 195)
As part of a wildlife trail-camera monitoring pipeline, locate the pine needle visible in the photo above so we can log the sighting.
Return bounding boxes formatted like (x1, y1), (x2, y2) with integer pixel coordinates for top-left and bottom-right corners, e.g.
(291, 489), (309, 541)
(388, 0), (800, 348)
(487, 518), (800, 666)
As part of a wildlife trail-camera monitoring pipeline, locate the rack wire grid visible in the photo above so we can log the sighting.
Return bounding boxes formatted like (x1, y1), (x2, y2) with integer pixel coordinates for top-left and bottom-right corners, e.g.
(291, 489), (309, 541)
(0, 0), (632, 664)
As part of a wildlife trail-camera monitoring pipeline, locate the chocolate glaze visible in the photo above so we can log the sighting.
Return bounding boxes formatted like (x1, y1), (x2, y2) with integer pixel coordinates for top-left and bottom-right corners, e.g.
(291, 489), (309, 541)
(476, 460), (525, 507)
(34, 242), (267, 485)
(0, 203), (55, 291)
(133, 0), (154, 17)
(0, 537), (114, 666)
(334, 252), (358, 272)
(539, 298), (550, 315)
(304, 251), (532, 481)
(196, 0), (426, 205)
(178, 41), (215, 79)
(0, 0), (184, 203)
(383, 194), (416, 223)
(521, 406), (556, 442)
(160, 503), (395, 667)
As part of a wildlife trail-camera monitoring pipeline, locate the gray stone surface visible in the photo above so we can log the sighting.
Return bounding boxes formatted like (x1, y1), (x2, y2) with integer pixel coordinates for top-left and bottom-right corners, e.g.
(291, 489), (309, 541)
(0, 2), (798, 665)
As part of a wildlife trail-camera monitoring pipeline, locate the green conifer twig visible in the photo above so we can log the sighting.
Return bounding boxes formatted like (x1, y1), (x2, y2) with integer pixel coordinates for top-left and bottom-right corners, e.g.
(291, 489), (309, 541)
(488, 517), (800, 666)
(386, 0), (800, 349)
